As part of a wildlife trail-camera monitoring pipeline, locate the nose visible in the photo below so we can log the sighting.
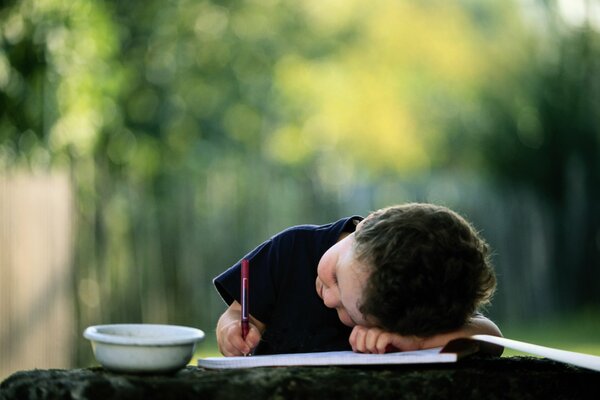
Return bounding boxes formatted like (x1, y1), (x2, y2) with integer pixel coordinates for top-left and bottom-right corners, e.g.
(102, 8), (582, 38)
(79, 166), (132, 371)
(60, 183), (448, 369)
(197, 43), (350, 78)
(315, 277), (324, 299)
(320, 285), (340, 309)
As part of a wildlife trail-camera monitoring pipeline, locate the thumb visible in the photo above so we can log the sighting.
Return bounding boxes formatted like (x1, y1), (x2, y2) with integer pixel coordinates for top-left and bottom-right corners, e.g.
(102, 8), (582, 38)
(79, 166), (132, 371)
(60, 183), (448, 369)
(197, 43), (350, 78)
(244, 324), (262, 353)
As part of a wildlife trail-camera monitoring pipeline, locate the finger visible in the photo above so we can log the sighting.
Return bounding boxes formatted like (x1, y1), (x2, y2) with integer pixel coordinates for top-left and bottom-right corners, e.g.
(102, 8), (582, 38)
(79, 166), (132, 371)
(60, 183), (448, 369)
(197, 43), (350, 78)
(223, 323), (251, 356)
(353, 326), (368, 353)
(375, 333), (392, 354)
(349, 326), (360, 351)
(218, 329), (239, 356)
(351, 327), (362, 353)
(224, 336), (247, 356)
(220, 335), (243, 357)
(243, 325), (262, 355)
(365, 328), (383, 354)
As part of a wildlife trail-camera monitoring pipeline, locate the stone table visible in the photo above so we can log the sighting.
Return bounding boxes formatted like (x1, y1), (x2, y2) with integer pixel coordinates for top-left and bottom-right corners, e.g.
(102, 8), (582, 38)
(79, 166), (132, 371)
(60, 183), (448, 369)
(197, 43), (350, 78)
(1, 356), (599, 400)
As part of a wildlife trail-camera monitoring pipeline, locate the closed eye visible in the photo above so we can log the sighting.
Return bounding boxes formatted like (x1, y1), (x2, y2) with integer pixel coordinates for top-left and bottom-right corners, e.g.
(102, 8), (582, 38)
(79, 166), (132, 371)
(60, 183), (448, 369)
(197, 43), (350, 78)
(332, 273), (338, 285)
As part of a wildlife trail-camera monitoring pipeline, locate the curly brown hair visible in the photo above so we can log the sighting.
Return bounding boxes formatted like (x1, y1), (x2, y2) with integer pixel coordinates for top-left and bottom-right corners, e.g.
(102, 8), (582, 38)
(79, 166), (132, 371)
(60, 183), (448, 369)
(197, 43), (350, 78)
(355, 203), (496, 337)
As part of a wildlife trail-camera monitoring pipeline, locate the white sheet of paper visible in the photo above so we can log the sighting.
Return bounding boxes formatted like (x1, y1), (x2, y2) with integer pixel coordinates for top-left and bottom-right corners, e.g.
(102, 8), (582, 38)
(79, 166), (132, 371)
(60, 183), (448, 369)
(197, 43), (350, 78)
(198, 347), (454, 369)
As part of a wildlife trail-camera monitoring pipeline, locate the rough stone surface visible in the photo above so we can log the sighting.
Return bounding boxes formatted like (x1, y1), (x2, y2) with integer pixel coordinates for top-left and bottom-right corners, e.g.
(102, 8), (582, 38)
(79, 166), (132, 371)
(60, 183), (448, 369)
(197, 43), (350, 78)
(1, 356), (599, 400)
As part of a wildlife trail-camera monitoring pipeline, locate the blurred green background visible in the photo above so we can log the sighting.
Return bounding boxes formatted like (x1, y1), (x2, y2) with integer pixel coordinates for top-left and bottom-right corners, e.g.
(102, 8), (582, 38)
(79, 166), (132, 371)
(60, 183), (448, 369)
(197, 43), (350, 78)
(1, 0), (599, 374)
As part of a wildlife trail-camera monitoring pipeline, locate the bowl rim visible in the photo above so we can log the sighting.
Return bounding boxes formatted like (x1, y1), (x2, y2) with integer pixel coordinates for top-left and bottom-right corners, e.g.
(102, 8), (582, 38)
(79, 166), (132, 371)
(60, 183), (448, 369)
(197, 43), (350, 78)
(83, 323), (205, 346)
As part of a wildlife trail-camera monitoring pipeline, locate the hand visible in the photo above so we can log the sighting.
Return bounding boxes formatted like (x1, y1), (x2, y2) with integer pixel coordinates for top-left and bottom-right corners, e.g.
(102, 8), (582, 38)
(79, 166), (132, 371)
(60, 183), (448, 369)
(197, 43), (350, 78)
(217, 319), (262, 357)
(349, 326), (424, 354)
(349, 315), (503, 354)
(216, 301), (265, 356)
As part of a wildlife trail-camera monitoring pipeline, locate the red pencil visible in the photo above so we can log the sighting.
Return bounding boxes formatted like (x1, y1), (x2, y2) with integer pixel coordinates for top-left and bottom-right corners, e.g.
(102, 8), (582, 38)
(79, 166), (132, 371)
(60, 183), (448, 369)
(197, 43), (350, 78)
(241, 258), (250, 341)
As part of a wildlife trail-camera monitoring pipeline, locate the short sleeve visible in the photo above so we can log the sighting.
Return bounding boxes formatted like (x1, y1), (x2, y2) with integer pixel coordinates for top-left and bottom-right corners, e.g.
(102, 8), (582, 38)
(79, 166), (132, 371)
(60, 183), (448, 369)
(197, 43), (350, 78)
(213, 238), (281, 325)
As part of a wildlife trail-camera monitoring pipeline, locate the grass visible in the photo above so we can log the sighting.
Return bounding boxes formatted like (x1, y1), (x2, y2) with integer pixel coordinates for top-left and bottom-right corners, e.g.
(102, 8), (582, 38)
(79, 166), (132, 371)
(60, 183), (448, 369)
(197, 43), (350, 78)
(191, 334), (221, 363)
(499, 308), (600, 357)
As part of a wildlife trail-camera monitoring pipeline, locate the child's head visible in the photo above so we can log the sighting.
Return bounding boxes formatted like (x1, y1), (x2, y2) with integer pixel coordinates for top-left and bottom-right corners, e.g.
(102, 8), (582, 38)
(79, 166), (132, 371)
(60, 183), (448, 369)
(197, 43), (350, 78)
(354, 203), (496, 336)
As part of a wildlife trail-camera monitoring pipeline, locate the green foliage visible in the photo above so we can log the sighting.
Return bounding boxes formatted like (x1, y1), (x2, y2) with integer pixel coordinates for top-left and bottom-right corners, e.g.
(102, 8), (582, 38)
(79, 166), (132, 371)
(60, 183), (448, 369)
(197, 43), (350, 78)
(1, 0), (527, 175)
(450, 24), (600, 310)
(0, 0), (122, 168)
(475, 29), (600, 206)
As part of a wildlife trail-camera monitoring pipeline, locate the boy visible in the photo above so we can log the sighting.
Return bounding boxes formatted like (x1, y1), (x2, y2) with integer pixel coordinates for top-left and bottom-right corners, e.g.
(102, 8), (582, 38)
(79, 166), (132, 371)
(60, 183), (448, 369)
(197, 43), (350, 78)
(215, 203), (501, 356)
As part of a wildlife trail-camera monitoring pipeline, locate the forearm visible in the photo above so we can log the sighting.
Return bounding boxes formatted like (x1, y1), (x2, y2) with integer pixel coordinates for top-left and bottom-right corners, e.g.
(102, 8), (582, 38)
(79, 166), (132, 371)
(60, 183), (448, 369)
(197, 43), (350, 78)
(420, 315), (502, 349)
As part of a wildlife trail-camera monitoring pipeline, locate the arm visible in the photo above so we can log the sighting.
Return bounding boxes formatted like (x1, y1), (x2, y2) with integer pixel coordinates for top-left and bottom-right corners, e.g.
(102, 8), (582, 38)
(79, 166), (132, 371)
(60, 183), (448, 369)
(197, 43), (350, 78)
(349, 315), (502, 354)
(216, 301), (266, 356)
(419, 314), (502, 349)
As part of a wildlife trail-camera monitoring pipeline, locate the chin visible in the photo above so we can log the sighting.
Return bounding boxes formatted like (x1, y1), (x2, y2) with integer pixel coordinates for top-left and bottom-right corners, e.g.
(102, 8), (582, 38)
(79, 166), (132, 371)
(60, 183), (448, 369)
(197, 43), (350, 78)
(337, 311), (355, 327)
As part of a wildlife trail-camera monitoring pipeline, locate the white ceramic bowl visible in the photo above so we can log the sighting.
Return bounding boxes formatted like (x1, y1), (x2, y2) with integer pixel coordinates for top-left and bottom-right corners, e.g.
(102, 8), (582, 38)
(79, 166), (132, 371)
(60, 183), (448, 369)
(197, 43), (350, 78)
(84, 324), (205, 373)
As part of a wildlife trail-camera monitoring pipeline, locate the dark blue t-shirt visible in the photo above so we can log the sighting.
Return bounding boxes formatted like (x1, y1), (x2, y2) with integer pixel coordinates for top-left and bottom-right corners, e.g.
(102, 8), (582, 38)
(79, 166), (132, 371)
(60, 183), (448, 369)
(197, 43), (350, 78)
(213, 216), (362, 355)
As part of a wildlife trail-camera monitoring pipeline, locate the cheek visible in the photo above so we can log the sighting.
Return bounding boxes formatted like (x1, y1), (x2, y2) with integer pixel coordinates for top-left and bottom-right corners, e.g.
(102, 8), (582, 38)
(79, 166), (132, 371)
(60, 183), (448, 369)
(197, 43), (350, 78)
(317, 249), (336, 286)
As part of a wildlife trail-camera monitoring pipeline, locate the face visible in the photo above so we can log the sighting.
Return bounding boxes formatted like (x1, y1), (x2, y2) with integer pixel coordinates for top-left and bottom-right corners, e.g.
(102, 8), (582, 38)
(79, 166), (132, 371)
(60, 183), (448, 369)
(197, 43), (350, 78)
(315, 227), (373, 328)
